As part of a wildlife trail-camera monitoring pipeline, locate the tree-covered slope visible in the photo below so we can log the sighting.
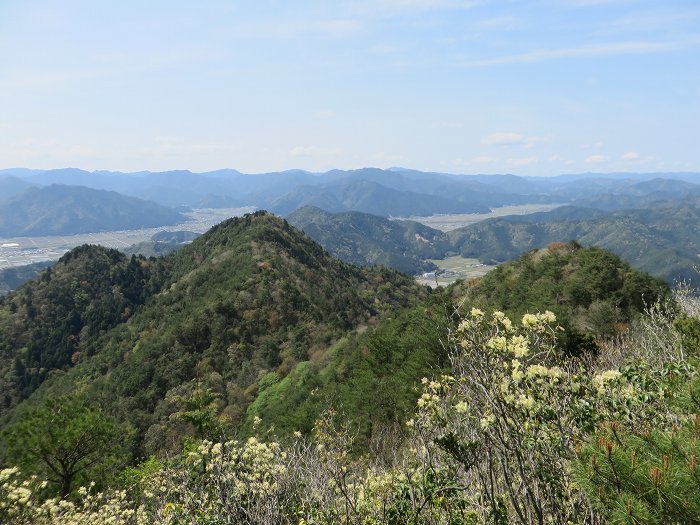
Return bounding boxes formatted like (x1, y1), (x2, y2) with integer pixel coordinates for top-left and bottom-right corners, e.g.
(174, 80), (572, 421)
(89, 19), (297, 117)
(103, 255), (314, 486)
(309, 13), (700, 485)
(0, 213), (675, 500)
(287, 205), (451, 274)
(152, 241), (668, 447)
(0, 212), (429, 455)
(453, 242), (669, 354)
(0, 246), (163, 412)
(0, 185), (185, 236)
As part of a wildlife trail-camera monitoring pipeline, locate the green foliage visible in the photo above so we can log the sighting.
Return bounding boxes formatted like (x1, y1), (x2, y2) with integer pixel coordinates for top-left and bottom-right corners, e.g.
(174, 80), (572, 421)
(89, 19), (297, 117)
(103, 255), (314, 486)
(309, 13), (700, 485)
(1, 298), (700, 524)
(0, 393), (132, 499)
(456, 243), (669, 355)
(0, 212), (430, 458)
(573, 364), (700, 524)
(674, 314), (700, 356)
(0, 246), (164, 417)
(247, 290), (452, 445)
(170, 384), (222, 439)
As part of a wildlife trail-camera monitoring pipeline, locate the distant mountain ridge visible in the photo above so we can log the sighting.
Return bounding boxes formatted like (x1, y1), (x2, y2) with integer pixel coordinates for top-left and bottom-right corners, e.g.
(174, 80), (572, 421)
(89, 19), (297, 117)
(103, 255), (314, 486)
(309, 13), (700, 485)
(0, 176), (35, 204)
(4, 166), (700, 218)
(0, 185), (186, 236)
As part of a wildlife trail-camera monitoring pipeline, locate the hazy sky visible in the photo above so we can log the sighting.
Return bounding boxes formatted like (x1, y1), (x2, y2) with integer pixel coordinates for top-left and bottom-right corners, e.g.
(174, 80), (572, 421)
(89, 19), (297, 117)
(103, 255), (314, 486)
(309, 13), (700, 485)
(1, 0), (699, 176)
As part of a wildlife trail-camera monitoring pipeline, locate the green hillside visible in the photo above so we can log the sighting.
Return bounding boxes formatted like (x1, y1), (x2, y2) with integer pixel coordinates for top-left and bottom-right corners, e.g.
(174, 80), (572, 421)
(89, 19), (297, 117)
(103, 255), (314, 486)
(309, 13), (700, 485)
(0, 246), (164, 412)
(287, 205), (451, 274)
(0, 261), (53, 296)
(454, 241), (669, 354)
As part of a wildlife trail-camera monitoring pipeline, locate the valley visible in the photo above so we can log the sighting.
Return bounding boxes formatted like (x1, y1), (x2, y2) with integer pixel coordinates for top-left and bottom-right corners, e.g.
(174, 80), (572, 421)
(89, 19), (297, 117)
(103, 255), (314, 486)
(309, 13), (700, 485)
(0, 207), (254, 270)
(401, 203), (563, 231)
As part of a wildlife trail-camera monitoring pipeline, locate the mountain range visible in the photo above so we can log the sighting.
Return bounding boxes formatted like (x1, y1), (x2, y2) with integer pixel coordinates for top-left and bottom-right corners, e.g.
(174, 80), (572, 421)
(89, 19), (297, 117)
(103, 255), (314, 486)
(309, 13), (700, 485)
(0, 212), (667, 459)
(6, 167), (698, 219)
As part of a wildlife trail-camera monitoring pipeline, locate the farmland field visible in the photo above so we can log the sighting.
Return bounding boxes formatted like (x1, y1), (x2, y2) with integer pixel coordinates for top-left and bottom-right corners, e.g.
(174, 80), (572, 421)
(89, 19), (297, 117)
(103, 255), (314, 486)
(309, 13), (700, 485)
(415, 255), (495, 287)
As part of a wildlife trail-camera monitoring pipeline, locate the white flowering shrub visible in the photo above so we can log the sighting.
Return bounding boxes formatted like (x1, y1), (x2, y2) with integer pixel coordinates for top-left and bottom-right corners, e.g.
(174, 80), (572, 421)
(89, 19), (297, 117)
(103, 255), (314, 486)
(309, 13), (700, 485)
(1, 466), (142, 525)
(410, 308), (656, 524)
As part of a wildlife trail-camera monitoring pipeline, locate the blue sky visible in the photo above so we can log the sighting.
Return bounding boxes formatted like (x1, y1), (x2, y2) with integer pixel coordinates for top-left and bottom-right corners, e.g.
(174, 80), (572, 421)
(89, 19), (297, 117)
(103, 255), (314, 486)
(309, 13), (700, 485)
(1, 0), (699, 176)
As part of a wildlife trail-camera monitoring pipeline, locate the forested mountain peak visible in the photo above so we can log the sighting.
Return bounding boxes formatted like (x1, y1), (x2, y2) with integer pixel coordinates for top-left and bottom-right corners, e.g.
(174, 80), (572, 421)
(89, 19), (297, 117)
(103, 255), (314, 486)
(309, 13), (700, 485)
(454, 242), (669, 354)
(0, 211), (429, 454)
(0, 245), (160, 411)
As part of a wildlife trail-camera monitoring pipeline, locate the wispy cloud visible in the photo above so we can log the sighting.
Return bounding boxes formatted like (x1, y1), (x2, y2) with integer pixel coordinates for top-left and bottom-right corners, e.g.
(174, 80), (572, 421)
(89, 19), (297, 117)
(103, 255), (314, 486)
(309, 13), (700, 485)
(471, 155), (498, 163)
(369, 152), (404, 165)
(1, 137), (96, 162)
(482, 132), (544, 148)
(368, 0), (482, 11)
(620, 151), (656, 164)
(459, 40), (685, 67)
(145, 137), (241, 158)
(507, 156), (538, 166)
(290, 146), (320, 157)
(585, 154), (609, 163)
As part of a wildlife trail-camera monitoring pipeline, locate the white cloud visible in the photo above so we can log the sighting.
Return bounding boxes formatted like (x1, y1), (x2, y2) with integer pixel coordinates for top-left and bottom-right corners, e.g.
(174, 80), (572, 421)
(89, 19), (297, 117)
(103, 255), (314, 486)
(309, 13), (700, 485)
(290, 146), (320, 157)
(507, 156), (538, 166)
(459, 40), (682, 68)
(144, 137), (241, 158)
(471, 155), (498, 164)
(585, 154), (609, 163)
(15, 137), (95, 158)
(482, 132), (525, 146)
(369, 152), (404, 165)
(482, 132), (544, 148)
(621, 151), (640, 161)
